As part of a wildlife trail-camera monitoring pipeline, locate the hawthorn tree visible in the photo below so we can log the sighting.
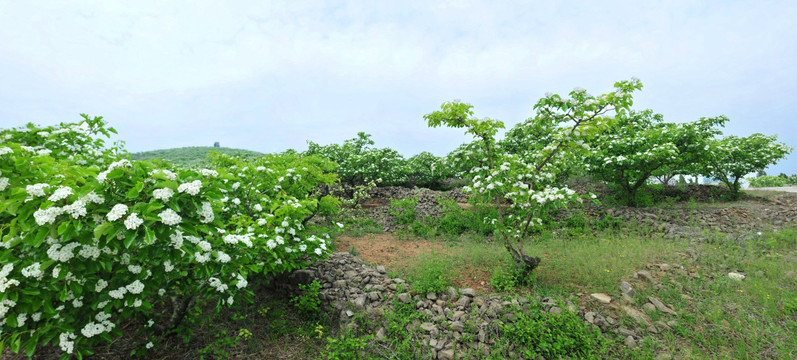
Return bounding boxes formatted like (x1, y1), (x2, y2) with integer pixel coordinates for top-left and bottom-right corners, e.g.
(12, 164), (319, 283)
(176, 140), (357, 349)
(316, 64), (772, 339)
(426, 79), (643, 274)
(585, 111), (727, 206)
(701, 133), (792, 199)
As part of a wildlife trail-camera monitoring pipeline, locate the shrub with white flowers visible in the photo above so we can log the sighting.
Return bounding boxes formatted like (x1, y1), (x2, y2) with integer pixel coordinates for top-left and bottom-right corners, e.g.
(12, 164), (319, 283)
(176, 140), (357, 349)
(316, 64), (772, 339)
(426, 79), (643, 274)
(306, 132), (411, 186)
(0, 117), (339, 358)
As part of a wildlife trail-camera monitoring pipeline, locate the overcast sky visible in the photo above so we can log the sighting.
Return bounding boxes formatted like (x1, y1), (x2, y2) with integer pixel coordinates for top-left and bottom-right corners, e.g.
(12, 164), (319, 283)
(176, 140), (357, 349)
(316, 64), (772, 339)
(1, 0), (795, 174)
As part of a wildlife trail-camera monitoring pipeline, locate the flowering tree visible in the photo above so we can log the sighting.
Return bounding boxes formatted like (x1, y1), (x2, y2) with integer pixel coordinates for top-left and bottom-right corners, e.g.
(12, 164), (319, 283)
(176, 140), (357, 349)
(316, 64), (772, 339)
(306, 132), (410, 186)
(426, 79), (643, 274)
(0, 117), (337, 358)
(406, 152), (452, 189)
(584, 110), (727, 206)
(700, 133), (792, 199)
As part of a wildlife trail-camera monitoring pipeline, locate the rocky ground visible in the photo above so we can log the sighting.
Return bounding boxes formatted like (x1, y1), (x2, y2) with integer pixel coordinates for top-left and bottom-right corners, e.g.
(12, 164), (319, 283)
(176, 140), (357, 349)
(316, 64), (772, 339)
(270, 186), (797, 359)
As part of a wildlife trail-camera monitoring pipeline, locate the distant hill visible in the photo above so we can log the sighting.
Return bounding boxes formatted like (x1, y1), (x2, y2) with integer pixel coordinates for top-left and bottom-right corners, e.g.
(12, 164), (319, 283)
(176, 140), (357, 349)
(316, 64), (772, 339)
(131, 146), (263, 168)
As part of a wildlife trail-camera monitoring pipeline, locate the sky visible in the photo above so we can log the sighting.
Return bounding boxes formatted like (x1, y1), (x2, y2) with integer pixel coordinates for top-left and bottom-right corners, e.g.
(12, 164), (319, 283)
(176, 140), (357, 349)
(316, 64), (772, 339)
(1, 0), (795, 174)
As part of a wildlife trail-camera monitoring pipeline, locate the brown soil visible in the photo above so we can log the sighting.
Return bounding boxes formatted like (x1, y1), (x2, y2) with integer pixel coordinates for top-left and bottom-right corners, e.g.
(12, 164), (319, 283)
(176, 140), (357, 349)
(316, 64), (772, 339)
(334, 234), (493, 293)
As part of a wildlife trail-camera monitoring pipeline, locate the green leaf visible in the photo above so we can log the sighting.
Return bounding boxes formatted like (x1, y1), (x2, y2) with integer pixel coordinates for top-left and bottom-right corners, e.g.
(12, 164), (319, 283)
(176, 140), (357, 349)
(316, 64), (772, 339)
(123, 232), (136, 249)
(94, 222), (113, 240)
(144, 227), (155, 244)
(33, 227), (49, 247)
(106, 168), (125, 179)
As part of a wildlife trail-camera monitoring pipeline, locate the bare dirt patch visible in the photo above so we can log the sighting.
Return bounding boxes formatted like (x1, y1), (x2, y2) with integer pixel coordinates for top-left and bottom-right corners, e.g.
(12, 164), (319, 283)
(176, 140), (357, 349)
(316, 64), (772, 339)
(334, 234), (493, 292)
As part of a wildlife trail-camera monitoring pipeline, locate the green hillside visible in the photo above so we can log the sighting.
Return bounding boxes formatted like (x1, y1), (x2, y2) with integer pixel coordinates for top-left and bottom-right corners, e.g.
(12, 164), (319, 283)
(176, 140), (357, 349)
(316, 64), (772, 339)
(131, 146), (263, 168)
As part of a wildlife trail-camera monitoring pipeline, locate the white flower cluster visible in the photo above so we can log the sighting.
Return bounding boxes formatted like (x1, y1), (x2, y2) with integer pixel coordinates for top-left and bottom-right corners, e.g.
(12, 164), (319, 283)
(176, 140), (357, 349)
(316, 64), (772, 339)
(222, 233), (253, 247)
(158, 208), (182, 226)
(169, 230), (184, 249)
(124, 212), (144, 230)
(253, 203), (263, 212)
(26, 183), (50, 197)
(34, 206), (63, 225)
(47, 242), (80, 262)
(109, 287), (127, 299)
(0, 146), (13, 155)
(107, 204), (128, 221)
(126, 280), (145, 294)
(21, 262), (43, 279)
(80, 312), (115, 338)
(78, 244), (101, 259)
(208, 277), (228, 292)
(95, 279), (108, 292)
(178, 180), (202, 195)
(0, 177), (8, 191)
(216, 251), (231, 263)
(153, 187), (174, 201)
(0, 264), (20, 292)
(97, 159), (132, 183)
(47, 186), (73, 202)
(0, 299), (16, 321)
(194, 252), (211, 263)
(235, 273), (248, 289)
(200, 168), (218, 177)
(59, 332), (77, 354)
(197, 202), (214, 223)
(164, 260), (174, 272)
(150, 169), (177, 180)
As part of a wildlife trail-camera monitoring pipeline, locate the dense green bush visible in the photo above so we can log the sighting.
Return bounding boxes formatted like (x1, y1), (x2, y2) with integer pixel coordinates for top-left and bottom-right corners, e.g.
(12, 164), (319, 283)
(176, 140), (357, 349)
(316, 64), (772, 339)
(748, 175), (789, 188)
(306, 132), (410, 186)
(500, 303), (607, 359)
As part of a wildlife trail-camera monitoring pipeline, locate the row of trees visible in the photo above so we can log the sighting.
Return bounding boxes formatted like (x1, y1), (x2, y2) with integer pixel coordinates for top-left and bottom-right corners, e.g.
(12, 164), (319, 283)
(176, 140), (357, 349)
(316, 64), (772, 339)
(306, 132), (452, 189)
(307, 94), (790, 206)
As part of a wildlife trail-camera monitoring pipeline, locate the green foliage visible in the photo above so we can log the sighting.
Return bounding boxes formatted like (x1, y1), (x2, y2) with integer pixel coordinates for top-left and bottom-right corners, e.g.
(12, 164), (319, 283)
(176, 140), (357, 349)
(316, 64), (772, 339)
(131, 146), (263, 168)
(306, 132), (410, 186)
(748, 175), (789, 188)
(388, 196), (418, 225)
(701, 133), (792, 199)
(436, 200), (498, 236)
(500, 304), (607, 359)
(406, 255), (453, 295)
(426, 79), (643, 274)
(323, 330), (373, 360)
(290, 281), (322, 318)
(406, 152), (451, 189)
(585, 110), (726, 206)
(0, 117), (339, 358)
(491, 261), (537, 292)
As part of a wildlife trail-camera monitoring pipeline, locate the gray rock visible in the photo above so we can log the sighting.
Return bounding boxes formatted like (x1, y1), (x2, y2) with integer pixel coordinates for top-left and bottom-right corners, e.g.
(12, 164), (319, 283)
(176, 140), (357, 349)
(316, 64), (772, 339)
(460, 288), (476, 297)
(445, 287), (458, 299)
(397, 293), (411, 303)
(636, 270), (654, 281)
(376, 265), (386, 274)
(457, 296), (471, 307)
(590, 293), (612, 304)
(376, 327), (386, 341)
(451, 321), (464, 332)
(353, 295), (367, 309)
(625, 335), (637, 348)
(420, 322), (436, 332)
(427, 292), (438, 301)
(549, 306), (563, 314)
(643, 303), (656, 313)
(620, 281), (635, 296)
(438, 349), (454, 360)
(648, 296), (677, 315)
(623, 305), (652, 326)
(584, 311), (596, 323)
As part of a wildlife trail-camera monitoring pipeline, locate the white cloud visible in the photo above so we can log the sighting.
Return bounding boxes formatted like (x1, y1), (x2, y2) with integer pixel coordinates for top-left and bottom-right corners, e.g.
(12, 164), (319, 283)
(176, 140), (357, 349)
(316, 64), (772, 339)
(0, 0), (795, 172)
